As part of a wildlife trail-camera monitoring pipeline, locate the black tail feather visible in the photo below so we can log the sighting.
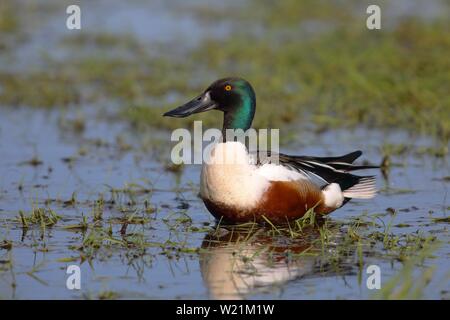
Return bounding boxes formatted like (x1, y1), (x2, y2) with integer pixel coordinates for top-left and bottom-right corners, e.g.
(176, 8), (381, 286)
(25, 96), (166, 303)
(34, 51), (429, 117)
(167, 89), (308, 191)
(306, 150), (363, 164)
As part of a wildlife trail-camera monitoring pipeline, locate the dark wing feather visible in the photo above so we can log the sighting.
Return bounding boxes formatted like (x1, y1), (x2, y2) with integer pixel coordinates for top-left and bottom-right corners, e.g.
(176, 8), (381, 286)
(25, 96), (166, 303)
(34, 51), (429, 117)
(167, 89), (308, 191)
(303, 150), (362, 164)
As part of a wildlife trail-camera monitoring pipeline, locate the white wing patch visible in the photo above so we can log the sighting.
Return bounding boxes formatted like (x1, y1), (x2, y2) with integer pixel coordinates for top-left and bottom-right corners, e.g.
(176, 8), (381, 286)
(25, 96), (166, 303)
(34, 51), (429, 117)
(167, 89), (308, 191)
(255, 163), (308, 181)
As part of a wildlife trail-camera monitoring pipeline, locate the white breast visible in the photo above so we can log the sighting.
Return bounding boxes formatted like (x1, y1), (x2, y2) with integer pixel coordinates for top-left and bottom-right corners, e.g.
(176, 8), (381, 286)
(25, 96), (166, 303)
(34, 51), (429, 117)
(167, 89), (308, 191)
(200, 142), (308, 209)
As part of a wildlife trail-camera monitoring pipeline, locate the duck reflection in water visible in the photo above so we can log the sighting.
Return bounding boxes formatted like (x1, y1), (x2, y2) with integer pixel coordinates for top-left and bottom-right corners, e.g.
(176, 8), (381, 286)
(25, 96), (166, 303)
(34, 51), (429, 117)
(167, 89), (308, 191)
(199, 222), (327, 300)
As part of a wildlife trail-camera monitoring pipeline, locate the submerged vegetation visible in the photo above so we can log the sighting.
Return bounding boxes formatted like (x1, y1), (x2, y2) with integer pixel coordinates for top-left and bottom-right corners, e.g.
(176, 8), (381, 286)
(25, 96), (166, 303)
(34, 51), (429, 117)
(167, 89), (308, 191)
(1, 199), (445, 299)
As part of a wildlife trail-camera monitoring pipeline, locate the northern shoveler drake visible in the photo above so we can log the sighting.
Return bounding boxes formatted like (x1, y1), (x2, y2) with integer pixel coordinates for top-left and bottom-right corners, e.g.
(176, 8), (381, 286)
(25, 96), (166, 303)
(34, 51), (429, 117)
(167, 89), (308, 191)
(164, 77), (378, 224)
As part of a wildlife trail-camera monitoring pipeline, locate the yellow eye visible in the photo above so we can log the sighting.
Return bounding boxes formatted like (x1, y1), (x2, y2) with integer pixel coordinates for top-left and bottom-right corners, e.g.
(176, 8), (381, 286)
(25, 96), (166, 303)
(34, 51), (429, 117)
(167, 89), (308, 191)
(225, 85), (232, 91)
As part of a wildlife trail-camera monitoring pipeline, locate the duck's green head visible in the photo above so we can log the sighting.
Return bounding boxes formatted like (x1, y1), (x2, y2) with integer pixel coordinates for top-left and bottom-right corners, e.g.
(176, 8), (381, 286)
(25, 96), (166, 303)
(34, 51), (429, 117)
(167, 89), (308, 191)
(163, 77), (256, 131)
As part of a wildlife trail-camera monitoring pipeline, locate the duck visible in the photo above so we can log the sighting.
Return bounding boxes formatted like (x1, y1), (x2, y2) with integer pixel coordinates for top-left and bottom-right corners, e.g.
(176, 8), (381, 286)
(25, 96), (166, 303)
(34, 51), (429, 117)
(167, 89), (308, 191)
(164, 77), (377, 224)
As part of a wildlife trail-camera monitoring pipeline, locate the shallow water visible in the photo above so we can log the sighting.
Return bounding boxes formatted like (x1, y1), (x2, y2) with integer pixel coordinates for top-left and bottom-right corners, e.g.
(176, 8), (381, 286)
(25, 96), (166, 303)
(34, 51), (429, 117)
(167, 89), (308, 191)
(0, 0), (449, 300)
(0, 106), (448, 299)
